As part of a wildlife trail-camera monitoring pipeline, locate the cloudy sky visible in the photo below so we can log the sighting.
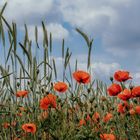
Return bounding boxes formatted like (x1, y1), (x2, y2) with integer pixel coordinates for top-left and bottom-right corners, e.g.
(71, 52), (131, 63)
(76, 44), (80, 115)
(0, 0), (140, 84)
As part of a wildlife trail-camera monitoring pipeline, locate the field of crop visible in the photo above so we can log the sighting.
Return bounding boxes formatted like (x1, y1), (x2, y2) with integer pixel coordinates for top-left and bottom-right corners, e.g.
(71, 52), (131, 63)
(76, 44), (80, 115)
(0, 3), (140, 140)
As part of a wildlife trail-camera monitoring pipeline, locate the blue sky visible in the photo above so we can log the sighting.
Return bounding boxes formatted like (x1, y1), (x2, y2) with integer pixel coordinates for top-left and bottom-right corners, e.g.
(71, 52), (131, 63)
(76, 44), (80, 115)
(0, 0), (140, 84)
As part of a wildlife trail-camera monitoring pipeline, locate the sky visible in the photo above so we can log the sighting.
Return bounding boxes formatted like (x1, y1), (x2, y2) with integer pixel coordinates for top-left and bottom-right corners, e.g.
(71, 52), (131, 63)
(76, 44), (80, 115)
(0, 0), (140, 84)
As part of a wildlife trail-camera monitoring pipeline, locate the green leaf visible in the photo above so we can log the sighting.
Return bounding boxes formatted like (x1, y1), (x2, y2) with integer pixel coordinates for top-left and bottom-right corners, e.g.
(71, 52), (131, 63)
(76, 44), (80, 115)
(19, 42), (32, 65)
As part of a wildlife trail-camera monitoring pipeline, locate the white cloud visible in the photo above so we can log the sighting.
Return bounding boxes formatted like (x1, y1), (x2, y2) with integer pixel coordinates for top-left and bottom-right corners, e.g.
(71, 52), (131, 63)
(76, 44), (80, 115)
(59, 0), (140, 57)
(1, 0), (139, 56)
(92, 62), (121, 77)
(21, 23), (69, 41)
(47, 23), (69, 40)
(133, 72), (140, 85)
(59, 0), (130, 33)
(0, 0), (54, 24)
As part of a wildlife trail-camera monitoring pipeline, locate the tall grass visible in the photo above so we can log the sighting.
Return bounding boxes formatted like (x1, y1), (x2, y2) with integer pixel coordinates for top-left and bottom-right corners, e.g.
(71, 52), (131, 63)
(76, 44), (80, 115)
(0, 3), (140, 140)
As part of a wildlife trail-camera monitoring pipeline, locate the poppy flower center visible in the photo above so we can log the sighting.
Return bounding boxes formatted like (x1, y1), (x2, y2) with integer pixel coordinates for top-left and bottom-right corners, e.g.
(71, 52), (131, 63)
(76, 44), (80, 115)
(27, 126), (33, 129)
(79, 78), (84, 83)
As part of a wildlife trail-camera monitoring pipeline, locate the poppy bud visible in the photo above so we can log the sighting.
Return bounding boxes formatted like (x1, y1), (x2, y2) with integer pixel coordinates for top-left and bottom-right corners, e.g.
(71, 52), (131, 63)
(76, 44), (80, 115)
(130, 85), (134, 90)
(41, 88), (44, 93)
(110, 77), (113, 83)
(45, 91), (49, 95)
(133, 99), (138, 104)
(87, 88), (91, 93)
(57, 98), (61, 103)
(17, 82), (20, 87)
(37, 69), (39, 74)
(94, 105), (98, 108)
(30, 87), (33, 91)
(27, 81), (30, 85)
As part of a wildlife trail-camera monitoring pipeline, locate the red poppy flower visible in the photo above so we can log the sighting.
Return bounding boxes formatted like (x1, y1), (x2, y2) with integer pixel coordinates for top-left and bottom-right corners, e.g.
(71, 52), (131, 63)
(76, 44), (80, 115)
(86, 114), (91, 121)
(79, 119), (86, 126)
(3, 122), (10, 129)
(92, 112), (100, 122)
(135, 106), (140, 115)
(132, 86), (140, 97)
(100, 133), (116, 140)
(103, 113), (113, 123)
(73, 70), (90, 84)
(114, 70), (132, 82)
(54, 82), (68, 93)
(40, 94), (57, 110)
(117, 103), (125, 114)
(117, 102), (130, 114)
(117, 89), (132, 101)
(107, 83), (122, 96)
(129, 109), (135, 115)
(16, 90), (28, 97)
(17, 113), (22, 117)
(22, 123), (36, 134)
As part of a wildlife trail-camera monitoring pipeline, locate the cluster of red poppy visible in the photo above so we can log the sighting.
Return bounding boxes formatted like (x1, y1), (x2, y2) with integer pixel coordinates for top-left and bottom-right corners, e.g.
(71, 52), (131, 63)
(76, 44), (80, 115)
(108, 70), (140, 99)
(108, 70), (140, 116)
(79, 112), (113, 126)
(79, 112), (100, 126)
(20, 70), (91, 134)
(78, 112), (116, 139)
(39, 70), (91, 111)
(14, 70), (140, 139)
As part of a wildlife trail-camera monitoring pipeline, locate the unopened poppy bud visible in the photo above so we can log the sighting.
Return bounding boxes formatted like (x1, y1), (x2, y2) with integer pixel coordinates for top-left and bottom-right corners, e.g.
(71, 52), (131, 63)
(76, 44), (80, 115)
(37, 69), (39, 74)
(30, 87), (33, 91)
(69, 84), (71, 88)
(110, 77), (113, 83)
(124, 123), (128, 128)
(90, 97), (95, 103)
(41, 88), (44, 93)
(61, 103), (64, 108)
(89, 99), (93, 104)
(130, 85), (134, 90)
(17, 82), (20, 87)
(94, 105), (98, 108)
(45, 91), (49, 95)
(57, 98), (61, 103)
(87, 88), (91, 93)
(51, 82), (53, 86)
(27, 81), (30, 85)
(133, 99), (137, 104)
